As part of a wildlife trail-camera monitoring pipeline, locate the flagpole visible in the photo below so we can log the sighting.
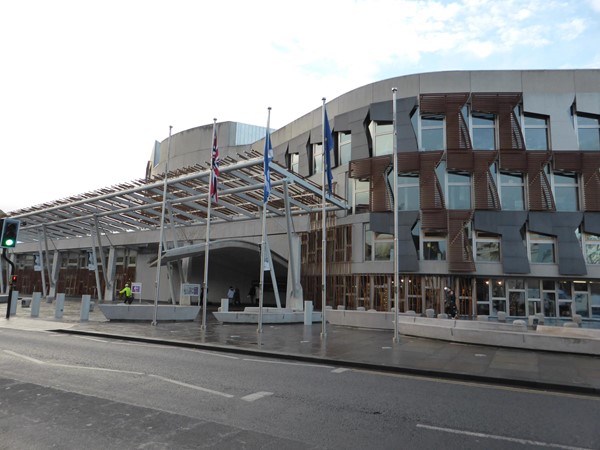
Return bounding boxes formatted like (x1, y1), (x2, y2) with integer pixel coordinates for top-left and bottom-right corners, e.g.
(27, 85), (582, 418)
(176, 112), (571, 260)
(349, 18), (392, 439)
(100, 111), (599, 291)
(258, 107), (272, 334)
(152, 125), (172, 326)
(392, 87), (400, 343)
(321, 98), (327, 339)
(201, 118), (217, 330)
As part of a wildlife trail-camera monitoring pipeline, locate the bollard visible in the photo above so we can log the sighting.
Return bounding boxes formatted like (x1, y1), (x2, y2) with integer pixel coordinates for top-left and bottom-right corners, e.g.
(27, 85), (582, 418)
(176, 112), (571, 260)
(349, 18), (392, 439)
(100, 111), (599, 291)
(55, 293), (65, 319)
(80, 295), (91, 321)
(304, 301), (313, 325)
(31, 292), (42, 317)
(220, 298), (229, 312)
(10, 291), (19, 316)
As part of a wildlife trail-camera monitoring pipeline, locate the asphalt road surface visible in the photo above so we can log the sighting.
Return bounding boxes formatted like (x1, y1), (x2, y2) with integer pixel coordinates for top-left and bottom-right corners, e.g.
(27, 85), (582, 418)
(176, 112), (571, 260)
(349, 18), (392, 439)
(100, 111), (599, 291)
(0, 328), (598, 449)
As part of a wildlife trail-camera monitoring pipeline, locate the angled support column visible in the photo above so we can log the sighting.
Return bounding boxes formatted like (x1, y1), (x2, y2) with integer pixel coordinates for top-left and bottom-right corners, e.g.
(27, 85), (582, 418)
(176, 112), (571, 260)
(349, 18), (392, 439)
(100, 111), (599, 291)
(283, 181), (303, 310)
(90, 222), (103, 302)
(48, 250), (60, 301)
(104, 246), (117, 301)
(36, 233), (47, 297)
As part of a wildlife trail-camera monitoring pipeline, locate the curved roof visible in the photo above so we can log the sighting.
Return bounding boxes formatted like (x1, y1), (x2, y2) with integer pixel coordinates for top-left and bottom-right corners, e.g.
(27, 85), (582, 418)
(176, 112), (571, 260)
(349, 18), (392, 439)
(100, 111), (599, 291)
(9, 150), (348, 245)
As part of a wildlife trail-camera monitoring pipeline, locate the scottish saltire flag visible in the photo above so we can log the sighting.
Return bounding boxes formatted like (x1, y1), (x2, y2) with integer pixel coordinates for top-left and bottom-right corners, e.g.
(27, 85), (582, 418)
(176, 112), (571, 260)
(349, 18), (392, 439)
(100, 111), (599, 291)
(210, 128), (220, 203)
(263, 128), (273, 203)
(324, 107), (334, 195)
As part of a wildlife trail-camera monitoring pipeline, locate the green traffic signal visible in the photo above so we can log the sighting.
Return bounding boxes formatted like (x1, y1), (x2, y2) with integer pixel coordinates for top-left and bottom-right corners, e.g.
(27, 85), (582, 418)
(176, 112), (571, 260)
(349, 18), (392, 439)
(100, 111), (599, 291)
(0, 219), (20, 248)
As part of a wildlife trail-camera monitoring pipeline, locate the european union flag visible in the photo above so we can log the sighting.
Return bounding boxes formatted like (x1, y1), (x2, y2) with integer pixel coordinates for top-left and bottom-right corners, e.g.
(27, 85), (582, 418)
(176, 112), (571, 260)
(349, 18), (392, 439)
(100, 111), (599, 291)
(324, 107), (334, 195)
(263, 129), (273, 203)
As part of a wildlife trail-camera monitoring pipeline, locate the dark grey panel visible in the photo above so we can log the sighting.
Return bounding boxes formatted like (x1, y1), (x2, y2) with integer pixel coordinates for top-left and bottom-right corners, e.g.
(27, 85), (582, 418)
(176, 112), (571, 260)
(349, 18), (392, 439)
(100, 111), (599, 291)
(337, 106), (369, 160)
(397, 97), (418, 153)
(529, 212), (586, 276)
(473, 211), (530, 274)
(370, 98), (418, 153)
(288, 132), (310, 176)
(583, 212), (600, 235)
(370, 211), (419, 272)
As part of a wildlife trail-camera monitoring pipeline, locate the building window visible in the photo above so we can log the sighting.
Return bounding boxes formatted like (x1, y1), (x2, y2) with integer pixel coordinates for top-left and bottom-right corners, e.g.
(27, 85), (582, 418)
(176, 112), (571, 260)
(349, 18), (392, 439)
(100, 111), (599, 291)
(387, 171), (419, 211)
(289, 153), (299, 173)
(447, 172), (471, 209)
(339, 132), (351, 165)
(312, 143), (323, 175)
(496, 169), (525, 210)
(583, 232), (600, 264)
(370, 122), (393, 156)
(364, 225), (393, 261)
(471, 112), (496, 150)
(411, 108), (445, 151)
(436, 160), (472, 210)
(528, 232), (555, 263)
(523, 113), (549, 150)
(552, 170), (579, 211)
(475, 232), (501, 262)
(576, 113), (600, 150)
(351, 179), (369, 214)
(422, 234), (446, 260)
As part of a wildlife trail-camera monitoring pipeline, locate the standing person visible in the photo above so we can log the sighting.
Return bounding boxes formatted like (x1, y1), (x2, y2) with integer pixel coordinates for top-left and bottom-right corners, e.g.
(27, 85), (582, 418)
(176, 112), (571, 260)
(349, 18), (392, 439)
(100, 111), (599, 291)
(227, 286), (235, 306)
(446, 289), (458, 319)
(118, 282), (133, 304)
(234, 287), (241, 306)
(247, 285), (256, 305)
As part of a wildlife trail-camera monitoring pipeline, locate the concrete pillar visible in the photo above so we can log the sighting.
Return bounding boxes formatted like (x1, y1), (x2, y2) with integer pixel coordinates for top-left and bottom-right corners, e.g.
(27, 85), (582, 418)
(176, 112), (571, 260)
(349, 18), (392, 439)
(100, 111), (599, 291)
(304, 301), (313, 325)
(47, 250), (60, 302)
(220, 298), (229, 312)
(31, 292), (42, 317)
(10, 291), (18, 315)
(55, 293), (65, 319)
(80, 295), (91, 321)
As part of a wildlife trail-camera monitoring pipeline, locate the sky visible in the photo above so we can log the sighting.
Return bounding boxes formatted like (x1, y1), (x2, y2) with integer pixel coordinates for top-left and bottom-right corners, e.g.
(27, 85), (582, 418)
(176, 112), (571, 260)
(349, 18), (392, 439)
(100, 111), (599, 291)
(1, 0), (599, 213)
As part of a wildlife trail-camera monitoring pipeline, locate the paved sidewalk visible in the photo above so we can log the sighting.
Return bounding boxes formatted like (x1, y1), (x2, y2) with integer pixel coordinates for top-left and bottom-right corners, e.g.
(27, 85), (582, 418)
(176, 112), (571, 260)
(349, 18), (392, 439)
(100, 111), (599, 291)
(2, 298), (600, 396)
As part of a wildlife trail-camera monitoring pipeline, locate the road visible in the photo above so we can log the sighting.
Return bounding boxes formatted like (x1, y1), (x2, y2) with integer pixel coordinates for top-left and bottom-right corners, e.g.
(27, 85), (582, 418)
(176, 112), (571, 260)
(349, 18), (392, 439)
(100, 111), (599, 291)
(0, 327), (598, 449)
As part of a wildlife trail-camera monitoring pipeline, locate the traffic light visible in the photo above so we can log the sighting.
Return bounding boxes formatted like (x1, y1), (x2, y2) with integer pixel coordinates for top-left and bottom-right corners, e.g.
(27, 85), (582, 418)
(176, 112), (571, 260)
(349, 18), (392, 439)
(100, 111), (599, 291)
(10, 275), (17, 286)
(0, 218), (20, 248)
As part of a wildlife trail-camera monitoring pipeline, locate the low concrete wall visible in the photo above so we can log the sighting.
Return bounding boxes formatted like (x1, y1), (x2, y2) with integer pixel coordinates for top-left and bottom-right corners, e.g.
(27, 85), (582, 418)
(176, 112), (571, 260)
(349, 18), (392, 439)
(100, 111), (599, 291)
(326, 310), (600, 355)
(99, 304), (200, 321)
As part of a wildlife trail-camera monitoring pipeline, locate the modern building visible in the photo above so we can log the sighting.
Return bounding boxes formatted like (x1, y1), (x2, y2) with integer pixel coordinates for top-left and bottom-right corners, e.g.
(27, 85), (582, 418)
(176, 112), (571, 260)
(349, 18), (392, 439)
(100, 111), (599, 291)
(3, 70), (600, 323)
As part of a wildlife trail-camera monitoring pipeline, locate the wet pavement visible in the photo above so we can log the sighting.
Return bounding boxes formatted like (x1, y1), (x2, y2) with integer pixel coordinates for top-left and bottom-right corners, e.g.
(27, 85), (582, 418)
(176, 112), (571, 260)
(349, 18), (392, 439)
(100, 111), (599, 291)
(2, 297), (600, 396)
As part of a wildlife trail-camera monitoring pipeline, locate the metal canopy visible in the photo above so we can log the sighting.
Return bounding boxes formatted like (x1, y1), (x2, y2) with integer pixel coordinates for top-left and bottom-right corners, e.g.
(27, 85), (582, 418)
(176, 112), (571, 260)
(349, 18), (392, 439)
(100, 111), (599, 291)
(10, 151), (349, 244)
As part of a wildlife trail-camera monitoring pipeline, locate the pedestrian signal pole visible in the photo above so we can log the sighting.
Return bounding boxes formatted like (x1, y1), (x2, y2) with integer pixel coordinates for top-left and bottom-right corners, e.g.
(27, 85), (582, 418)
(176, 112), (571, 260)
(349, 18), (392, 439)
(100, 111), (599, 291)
(1, 218), (20, 319)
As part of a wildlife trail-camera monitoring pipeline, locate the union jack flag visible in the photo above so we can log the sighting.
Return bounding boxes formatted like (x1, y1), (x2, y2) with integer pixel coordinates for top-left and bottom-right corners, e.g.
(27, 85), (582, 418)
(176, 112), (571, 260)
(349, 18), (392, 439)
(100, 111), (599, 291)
(210, 128), (220, 203)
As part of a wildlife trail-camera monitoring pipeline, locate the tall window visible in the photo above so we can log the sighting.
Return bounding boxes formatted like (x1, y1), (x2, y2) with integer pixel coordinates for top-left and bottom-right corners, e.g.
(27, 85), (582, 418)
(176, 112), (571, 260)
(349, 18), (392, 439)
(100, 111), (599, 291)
(552, 170), (579, 211)
(497, 170), (525, 210)
(471, 112), (496, 150)
(435, 161), (471, 209)
(339, 132), (351, 165)
(289, 153), (299, 173)
(528, 232), (555, 263)
(576, 113), (600, 150)
(370, 122), (393, 156)
(447, 172), (471, 209)
(523, 113), (549, 150)
(352, 179), (370, 214)
(312, 143), (323, 175)
(411, 108), (445, 151)
(387, 172), (419, 211)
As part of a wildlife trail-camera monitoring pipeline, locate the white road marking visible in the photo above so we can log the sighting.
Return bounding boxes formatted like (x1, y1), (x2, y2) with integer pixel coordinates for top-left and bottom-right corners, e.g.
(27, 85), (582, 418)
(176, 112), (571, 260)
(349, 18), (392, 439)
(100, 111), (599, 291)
(241, 391), (273, 402)
(148, 374), (234, 398)
(416, 424), (591, 449)
(3, 350), (143, 375)
(332, 368), (349, 373)
(75, 336), (108, 343)
(243, 358), (334, 369)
